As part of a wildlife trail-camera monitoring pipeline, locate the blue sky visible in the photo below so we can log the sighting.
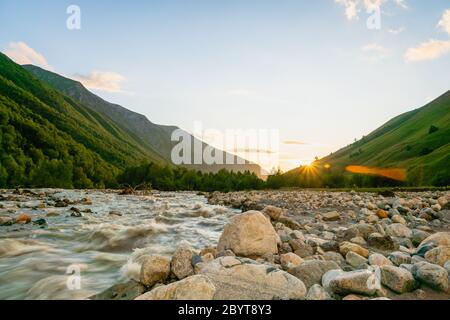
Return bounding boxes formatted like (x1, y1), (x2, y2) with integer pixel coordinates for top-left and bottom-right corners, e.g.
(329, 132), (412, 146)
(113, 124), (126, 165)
(1, 0), (449, 171)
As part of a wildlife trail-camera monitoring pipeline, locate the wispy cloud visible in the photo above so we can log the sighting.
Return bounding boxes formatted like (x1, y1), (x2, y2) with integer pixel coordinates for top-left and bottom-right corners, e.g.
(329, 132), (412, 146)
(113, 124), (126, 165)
(361, 43), (390, 62)
(388, 26), (405, 35)
(405, 39), (450, 62)
(405, 9), (450, 62)
(283, 140), (308, 145)
(335, 0), (360, 21)
(72, 71), (126, 93)
(335, 0), (407, 21)
(4, 41), (53, 71)
(393, 0), (408, 10)
(438, 9), (450, 36)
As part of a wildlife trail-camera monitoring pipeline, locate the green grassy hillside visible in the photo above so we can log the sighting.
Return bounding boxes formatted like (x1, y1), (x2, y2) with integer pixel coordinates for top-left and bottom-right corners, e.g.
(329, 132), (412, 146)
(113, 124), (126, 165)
(319, 91), (450, 185)
(0, 53), (164, 188)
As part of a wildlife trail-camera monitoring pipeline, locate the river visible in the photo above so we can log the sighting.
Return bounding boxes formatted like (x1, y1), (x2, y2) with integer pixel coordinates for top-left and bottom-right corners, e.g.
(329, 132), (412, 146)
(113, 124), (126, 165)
(0, 189), (237, 300)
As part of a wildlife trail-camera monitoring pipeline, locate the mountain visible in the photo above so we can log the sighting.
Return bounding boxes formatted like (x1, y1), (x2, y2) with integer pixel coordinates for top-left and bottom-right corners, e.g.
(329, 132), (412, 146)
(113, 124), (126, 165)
(318, 91), (450, 185)
(0, 52), (168, 188)
(23, 65), (262, 176)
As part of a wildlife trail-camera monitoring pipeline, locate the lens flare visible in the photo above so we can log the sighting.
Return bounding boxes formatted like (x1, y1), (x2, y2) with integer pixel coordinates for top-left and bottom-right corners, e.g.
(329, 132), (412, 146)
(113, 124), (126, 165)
(345, 165), (406, 181)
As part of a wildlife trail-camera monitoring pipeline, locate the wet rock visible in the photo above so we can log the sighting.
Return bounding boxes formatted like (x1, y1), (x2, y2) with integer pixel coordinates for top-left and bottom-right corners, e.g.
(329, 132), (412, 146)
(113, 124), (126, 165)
(70, 211), (83, 218)
(367, 233), (398, 251)
(199, 257), (306, 300)
(140, 255), (171, 287)
(15, 214), (31, 224)
(424, 246), (450, 267)
(33, 218), (47, 226)
(385, 223), (412, 238)
(324, 269), (380, 296)
(346, 251), (368, 268)
(368, 253), (393, 267)
(55, 200), (69, 207)
(322, 211), (340, 222)
(135, 275), (216, 300)
(411, 262), (449, 292)
(306, 284), (332, 300)
(280, 253), (303, 269)
(288, 260), (340, 289)
(90, 280), (145, 300)
(217, 211), (280, 257)
(339, 241), (369, 258)
(171, 241), (195, 280)
(45, 212), (60, 217)
(380, 265), (416, 293)
(0, 217), (14, 226)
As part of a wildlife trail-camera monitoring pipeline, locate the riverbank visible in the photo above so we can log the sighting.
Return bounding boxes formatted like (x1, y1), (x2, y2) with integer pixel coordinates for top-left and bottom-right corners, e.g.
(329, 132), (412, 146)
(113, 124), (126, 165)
(100, 189), (449, 300)
(1, 189), (449, 300)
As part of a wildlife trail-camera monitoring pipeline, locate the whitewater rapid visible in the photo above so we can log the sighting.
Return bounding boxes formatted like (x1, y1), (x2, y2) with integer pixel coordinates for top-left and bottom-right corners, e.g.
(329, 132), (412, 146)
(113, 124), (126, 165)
(0, 189), (237, 299)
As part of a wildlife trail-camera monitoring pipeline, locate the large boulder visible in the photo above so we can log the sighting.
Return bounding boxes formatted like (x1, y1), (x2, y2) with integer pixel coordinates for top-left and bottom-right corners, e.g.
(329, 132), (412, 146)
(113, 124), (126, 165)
(217, 211), (280, 257)
(171, 241), (195, 280)
(140, 255), (171, 287)
(324, 269), (380, 296)
(424, 246), (450, 267)
(288, 260), (341, 289)
(411, 262), (449, 292)
(199, 257), (306, 300)
(135, 275), (216, 300)
(418, 232), (450, 252)
(380, 265), (416, 293)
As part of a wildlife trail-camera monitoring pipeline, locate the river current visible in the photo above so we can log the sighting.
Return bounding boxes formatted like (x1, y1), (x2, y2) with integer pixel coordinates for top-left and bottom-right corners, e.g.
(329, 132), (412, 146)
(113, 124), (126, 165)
(0, 189), (237, 299)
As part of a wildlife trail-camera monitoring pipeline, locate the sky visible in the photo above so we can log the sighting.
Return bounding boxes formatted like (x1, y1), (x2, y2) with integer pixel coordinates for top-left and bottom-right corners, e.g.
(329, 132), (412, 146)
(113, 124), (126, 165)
(1, 0), (449, 172)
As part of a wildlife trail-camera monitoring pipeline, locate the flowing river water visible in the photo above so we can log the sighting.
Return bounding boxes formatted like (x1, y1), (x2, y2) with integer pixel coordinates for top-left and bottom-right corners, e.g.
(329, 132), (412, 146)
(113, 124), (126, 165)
(0, 189), (238, 300)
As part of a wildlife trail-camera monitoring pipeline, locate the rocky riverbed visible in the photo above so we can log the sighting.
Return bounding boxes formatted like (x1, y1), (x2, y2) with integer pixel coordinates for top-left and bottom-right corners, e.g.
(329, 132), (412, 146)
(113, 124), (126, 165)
(1, 189), (449, 300)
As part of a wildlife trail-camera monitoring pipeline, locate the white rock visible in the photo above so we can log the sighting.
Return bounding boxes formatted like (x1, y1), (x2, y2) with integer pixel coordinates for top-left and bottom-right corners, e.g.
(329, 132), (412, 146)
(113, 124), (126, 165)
(135, 275), (216, 300)
(217, 211), (280, 257)
(199, 257), (307, 300)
